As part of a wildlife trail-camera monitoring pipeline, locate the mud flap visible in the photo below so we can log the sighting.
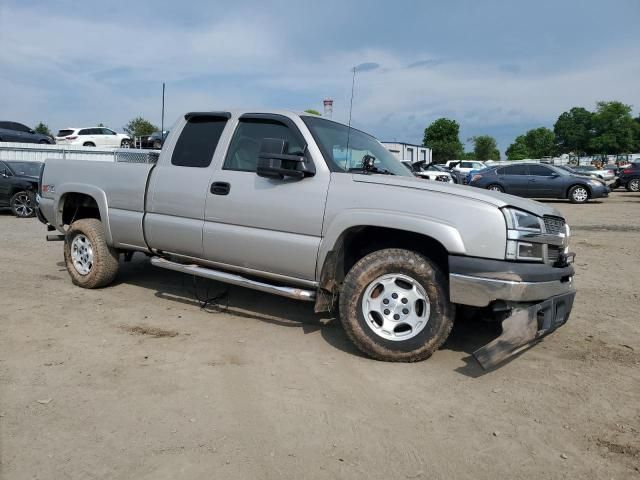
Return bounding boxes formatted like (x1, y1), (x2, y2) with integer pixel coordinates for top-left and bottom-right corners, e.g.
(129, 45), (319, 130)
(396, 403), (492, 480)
(473, 291), (575, 370)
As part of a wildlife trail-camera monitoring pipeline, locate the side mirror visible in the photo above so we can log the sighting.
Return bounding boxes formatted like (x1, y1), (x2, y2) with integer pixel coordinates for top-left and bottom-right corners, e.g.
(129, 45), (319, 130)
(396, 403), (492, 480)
(256, 138), (315, 180)
(29, 129), (35, 134)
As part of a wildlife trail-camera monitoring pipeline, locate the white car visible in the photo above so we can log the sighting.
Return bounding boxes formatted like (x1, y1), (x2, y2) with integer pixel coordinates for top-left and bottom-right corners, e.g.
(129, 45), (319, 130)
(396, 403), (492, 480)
(447, 160), (487, 175)
(402, 161), (454, 183)
(55, 127), (131, 148)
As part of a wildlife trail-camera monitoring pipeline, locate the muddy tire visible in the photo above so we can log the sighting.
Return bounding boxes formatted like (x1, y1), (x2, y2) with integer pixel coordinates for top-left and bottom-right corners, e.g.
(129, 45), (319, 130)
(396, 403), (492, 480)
(64, 219), (119, 288)
(339, 248), (455, 362)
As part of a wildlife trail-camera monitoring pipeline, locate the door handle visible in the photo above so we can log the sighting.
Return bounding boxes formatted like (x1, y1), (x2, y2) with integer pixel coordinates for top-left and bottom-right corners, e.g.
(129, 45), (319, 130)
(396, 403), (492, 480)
(210, 182), (230, 195)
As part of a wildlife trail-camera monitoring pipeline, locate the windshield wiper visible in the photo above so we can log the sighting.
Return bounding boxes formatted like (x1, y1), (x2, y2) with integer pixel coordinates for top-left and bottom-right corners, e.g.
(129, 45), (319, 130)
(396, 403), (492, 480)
(348, 167), (395, 175)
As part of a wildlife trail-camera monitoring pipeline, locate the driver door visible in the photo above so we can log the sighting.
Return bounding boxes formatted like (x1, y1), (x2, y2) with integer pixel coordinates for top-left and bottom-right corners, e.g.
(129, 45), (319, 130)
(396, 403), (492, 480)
(203, 114), (330, 283)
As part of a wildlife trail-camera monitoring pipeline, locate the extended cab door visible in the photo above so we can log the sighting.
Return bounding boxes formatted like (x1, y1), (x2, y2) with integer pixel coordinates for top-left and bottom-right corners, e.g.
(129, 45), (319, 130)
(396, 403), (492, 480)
(144, 113), (230, 258)
(202, 113), (330, 283)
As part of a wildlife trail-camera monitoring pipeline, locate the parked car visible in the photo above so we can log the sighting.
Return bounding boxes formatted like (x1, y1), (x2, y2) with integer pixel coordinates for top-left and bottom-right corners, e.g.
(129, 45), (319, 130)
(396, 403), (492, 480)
(402, 161), (454, 183)
(37, 110), (576, 369)
(470, 163), (609, 203)
(55, 127), (131, 148)
(138, 130), (169, 149)
(613, 163), (640, 192)
(451, 160), (486, 175)
(0, 121), (54, 144)
(0, 160), (42, 217)
(571, 165), (616, 182)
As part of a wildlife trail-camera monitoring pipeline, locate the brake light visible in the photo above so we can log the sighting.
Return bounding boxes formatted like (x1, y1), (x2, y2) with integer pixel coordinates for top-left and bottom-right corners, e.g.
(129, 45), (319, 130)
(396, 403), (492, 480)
(66, 135), (78, 140)
(623, 169), (633, 174)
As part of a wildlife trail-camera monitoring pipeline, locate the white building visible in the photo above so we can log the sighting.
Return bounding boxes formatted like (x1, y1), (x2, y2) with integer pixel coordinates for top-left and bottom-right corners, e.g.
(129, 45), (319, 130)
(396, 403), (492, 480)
(381, 142), (431, 163)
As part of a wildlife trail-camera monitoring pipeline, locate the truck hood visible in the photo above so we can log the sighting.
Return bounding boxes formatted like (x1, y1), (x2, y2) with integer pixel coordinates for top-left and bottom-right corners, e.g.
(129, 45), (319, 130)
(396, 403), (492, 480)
(352, 174), (563, 218)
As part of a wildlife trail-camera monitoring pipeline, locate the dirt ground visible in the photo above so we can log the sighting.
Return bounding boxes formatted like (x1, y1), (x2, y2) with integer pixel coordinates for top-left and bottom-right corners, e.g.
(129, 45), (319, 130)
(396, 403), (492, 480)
(1, 193), (639, 480)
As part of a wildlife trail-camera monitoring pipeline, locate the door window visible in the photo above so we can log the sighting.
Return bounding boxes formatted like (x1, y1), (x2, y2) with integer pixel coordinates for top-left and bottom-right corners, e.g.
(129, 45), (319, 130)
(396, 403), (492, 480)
(101, 128), (117, 135)
(171, 116), (228, 168)
(223, 119), (305, 172)
(78, 129), (91, 136)
(498, 165), (528, 175)
(11, 122), (31, 133)
(528, 165), (553, 176)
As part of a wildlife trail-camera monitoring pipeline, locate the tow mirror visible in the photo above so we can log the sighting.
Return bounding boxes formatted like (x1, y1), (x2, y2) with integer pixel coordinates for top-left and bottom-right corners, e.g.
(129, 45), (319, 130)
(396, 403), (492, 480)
(257, 138), (315, 180)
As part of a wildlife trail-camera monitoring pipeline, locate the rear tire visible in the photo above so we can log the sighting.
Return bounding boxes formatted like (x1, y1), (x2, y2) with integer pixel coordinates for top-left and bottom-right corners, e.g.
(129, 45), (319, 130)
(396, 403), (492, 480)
(487, 184), (504, 193)
(628, 179), (640, 192)
(339, 248), (454, 362)
(568, 185), (589, 203)
(10, 190), (36, 218)
(64, 219), (119, 288)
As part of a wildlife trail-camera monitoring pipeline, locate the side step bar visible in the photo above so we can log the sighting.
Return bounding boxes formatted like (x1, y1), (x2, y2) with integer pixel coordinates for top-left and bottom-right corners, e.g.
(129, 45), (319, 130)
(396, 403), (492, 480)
(151, 257), (316, 302)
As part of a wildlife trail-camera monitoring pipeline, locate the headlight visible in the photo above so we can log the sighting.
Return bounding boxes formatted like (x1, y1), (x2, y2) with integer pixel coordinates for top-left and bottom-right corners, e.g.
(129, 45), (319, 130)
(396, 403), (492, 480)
(502, 208), (544, 262)
(589, 179), (602, 186)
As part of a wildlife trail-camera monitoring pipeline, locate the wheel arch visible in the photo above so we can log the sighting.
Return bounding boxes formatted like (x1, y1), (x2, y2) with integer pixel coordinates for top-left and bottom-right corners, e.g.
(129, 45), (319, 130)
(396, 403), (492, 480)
(317, 213), (463, 295)
(55, 185), (113, 244)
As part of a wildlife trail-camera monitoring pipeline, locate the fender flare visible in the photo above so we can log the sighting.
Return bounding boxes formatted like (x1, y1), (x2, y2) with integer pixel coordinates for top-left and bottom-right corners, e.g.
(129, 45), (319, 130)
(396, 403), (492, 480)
(54, 183), (113, 245)
(316, 209), (466, 281)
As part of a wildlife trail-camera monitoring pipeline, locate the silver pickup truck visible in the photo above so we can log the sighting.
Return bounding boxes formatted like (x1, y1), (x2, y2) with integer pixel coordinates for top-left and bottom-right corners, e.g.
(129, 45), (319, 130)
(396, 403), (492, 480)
(37, 110), (576, 368)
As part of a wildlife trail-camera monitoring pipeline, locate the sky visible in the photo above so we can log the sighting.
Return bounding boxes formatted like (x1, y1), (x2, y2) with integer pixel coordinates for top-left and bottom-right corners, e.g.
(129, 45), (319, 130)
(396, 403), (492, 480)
(1, 0), (639, 154)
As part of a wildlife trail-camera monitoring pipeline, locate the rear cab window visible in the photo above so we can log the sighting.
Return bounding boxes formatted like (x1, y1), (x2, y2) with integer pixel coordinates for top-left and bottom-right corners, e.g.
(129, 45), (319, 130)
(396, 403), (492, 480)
(171, 114), (229, 168)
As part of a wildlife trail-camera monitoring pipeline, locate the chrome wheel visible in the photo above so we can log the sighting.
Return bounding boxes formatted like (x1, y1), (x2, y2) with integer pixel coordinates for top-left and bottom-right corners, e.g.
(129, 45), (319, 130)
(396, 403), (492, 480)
(12, 193), (34, 217)
(629, 179), (640, 192)
(70, 234), (94, 275)
(361, 273), (430, 341)
(572, 187), (588, 202)
(488, 185), (503, 192)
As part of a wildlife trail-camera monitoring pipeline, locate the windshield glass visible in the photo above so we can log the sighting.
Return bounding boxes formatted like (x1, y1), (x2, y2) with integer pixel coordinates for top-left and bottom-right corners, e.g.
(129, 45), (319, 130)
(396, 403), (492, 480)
(302, 116), (412, 176)
(6, 161), (42, 176)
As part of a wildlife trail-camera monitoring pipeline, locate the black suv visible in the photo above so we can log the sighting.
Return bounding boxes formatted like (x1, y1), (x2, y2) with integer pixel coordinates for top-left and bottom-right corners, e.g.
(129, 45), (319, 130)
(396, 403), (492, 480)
(0, 121), (53, 144)
(613, 163), (640, 192)
(0, 161), (43, 217)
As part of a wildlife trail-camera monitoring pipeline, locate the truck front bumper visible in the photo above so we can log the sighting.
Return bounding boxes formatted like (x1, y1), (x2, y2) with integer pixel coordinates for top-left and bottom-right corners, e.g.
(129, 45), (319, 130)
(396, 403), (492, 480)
(448, 256), (576, 369)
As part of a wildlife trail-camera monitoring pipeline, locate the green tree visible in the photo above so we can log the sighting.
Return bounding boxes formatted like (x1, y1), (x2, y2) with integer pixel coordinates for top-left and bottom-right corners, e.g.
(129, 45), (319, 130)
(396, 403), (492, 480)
(524, 127), (556, 158)
(635, 115), (640, 151)
(123, 117), (158, 138)
(422, 118), (463, 163)
(553, 107), (593, 154)
(33, 122), (52, 136)
(506, 135), (530, 160)
(589, 101), (637, 154)
(304, 109), (321, 116)
(471, 135), (500, 160)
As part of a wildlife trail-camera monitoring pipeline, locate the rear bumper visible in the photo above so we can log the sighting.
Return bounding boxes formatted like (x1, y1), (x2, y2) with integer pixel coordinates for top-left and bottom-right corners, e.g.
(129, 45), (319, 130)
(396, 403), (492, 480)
(449, 256), (575, 307)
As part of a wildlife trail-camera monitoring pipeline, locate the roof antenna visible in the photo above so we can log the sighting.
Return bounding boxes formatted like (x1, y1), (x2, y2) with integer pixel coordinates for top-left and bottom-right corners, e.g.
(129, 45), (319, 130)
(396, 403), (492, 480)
(345, 66), (356, 170)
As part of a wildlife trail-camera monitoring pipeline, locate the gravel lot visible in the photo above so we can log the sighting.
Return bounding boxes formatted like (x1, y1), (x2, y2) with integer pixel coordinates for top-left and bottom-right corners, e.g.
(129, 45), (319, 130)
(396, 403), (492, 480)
(1, 193), (639, 479)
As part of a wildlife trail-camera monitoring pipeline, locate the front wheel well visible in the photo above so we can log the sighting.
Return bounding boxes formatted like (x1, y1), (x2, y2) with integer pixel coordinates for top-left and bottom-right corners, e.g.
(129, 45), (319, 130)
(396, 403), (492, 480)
(319, 226), (450, 294)
(60, 193), (101, 226)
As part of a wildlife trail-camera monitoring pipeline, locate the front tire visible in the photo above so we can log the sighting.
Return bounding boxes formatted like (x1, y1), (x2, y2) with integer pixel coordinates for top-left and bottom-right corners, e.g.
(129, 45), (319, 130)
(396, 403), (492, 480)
(64, 219), (119, 288)
(339, 248), (454, 362)
(568, 185), (589, 203)
(628, 179), (640, 192)
(120, 139), (131, 148)
(10, 190), (36, 218)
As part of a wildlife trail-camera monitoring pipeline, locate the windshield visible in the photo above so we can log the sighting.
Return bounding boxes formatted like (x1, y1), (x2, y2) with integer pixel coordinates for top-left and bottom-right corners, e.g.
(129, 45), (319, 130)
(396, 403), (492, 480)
(6, 161), (42, 176)
(302, 116), (412, 176)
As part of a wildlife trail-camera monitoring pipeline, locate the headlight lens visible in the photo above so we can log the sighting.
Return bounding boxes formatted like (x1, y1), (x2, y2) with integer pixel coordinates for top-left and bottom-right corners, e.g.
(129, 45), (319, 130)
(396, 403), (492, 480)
(502, 208), (544, 261)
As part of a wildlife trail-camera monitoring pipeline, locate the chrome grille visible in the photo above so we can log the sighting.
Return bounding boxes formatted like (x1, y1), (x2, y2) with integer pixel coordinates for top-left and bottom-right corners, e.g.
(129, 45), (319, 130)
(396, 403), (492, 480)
(543, 216), (565, 235)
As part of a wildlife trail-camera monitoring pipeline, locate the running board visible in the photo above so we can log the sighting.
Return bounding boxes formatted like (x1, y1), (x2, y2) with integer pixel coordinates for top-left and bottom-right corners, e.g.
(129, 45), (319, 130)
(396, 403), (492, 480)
(151, 257), (316, 302)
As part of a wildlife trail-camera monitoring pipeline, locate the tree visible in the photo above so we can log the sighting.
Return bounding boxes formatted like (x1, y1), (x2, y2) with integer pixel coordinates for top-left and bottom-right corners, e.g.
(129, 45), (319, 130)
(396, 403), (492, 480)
(635, 115), (640, 151)
(34, 122), (52, 136)
(304, 109), (321, 116)
(506, 135), (530, 160)
(524, 127), (556, 158)
(471, 135), (500, 160)
(553, 107), (593, 154)
(589, 101), (637, 154)
(124, 117), (158, 138)
(422, 118), (463, 163)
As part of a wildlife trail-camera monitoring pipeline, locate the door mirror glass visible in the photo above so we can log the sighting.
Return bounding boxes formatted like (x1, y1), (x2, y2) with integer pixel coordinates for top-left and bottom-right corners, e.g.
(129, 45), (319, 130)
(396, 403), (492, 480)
(256, 138), (314, 179)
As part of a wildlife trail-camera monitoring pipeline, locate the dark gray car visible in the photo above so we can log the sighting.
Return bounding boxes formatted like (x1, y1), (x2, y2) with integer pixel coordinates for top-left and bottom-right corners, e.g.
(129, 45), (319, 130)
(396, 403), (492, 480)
(0, 121), (53, 144)
(469, 163), (609, 203)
